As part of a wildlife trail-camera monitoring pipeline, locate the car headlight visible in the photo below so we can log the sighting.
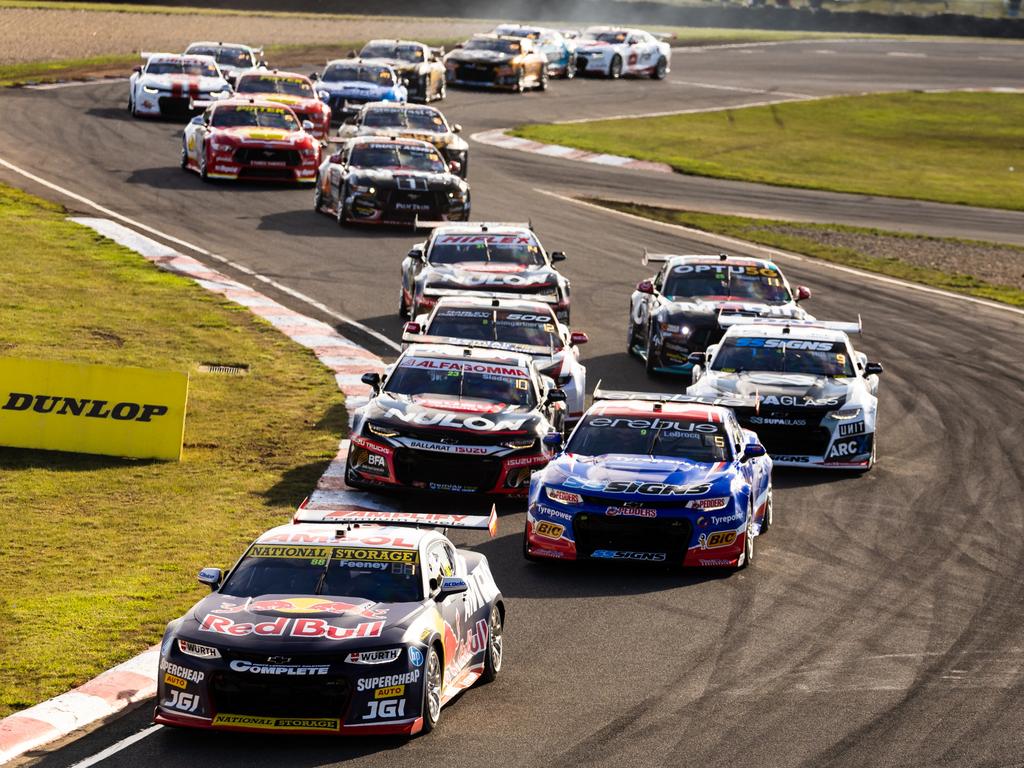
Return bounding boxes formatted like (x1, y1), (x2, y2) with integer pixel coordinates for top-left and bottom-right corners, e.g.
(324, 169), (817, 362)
(657, 322), (690, 336)
(209, 139), (233, 151)
(589, 51), (605, 58)
(350, 184), (377, 195)
(366, 422), (399, 438)
(448, 188), (466, 200)
(318, 90), (331, 101)
(142, 85), (159, 94)
(177, 639), (221, 659)
(828, 407), (863, 421)
(544, 486), (582, 505)
(209, 89), (232, 98)
(503, 438), (536, 450)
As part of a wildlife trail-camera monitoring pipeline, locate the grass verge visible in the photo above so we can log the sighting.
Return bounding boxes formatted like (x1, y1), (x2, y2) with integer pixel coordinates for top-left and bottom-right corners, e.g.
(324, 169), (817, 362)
(0, 184), (346, 716)
(513, 92), (1024, 211)
(590, 198), (1024, 307)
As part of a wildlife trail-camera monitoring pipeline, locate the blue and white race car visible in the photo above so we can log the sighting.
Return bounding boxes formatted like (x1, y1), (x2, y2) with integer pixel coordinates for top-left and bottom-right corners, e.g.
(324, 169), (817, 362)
(313, 59), (407, 123)
(573, 27), (671, 79)
(524, 388), (773, 570)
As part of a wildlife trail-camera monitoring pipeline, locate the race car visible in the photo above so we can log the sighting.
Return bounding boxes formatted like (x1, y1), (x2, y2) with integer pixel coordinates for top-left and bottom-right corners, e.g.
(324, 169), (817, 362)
(403, 295), (589, 424)
(400, 223), (571, 322)
(337, 102), (469, 178)
(687, 317), (883, 470)
(346, 343), (566, 496)
(628, 252), (813, 376)
(574, 27), (671, 79)
(234, 70), (331, 140)
(314, 136), (470, 226)
(312, 59), (407, 123)
(491, 24), (577, 78)
(444, 34), (549, 92)
(128, 52), (232, 118)
(154, 508), (504, 737)
(358, 39), (447, 103)
(524, 388), (773, 570)
(184, 41), (266, 86)
(181, 98), (320, 183)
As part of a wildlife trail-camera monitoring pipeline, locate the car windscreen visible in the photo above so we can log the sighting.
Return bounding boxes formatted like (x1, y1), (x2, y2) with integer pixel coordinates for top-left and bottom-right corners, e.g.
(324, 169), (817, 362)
(360, 43), (425, 62)
(385, 356), (536, 407)
(323, 64), (394, 86)
(464, 38), (521, 55)
(147, 60), (220, 77)
(188, 46), (253, 68)
(428, 233), (544, 266)
(586, 31), (628, 43)
(494, 27), (541, 39)
(566, 414), (731, 462)
(662, 263), (791, 304)
(427, 308), (563, 349)
(210, 105), (299, 130)
(236, 75), (312, 96)
(362, 108), (446, 133)
(349, 143), (446, 172)
(711, 338), (856, 377)
(221, 544), (422, 603)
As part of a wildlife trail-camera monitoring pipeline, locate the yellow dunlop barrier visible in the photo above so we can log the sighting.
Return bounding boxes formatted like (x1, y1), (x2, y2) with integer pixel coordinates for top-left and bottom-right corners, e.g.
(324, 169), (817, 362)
(0, 357), (188, 461)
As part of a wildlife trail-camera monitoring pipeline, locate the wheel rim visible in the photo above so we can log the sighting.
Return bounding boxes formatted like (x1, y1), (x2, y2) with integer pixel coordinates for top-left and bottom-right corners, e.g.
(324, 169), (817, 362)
(489, 609), (503, 673)
(765, 491), (773, 526)
(425, 650), (442, 722)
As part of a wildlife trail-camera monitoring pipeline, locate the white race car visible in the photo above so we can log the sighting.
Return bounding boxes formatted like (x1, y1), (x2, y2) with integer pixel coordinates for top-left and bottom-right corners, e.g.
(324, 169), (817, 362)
(573, 27), (671, 79)
(403, 295), (589, 425)
(687, 317), (884, 471)
(184, 41), (266, 86)
(129, 53), (232, 119)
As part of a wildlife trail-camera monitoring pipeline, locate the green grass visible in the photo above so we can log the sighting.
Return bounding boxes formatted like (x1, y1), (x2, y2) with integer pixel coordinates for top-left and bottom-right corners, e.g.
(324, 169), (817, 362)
(0, 185), (346, 716)
(591, 198), (1024, 307)
(513, 92), (1024, 211)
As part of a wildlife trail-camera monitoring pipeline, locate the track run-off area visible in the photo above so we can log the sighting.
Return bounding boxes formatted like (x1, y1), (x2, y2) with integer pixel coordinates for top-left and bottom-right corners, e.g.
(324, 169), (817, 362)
(2, 36), (1024, 768)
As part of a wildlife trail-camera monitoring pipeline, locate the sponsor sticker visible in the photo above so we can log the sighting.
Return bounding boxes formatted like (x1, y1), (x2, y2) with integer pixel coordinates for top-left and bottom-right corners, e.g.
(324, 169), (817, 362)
(212, 714), (340, 731)
(535, 521), (564, 539)
(346, 648), (403, 665)
(838, 421), (865, 436)
(248, 544), (333, 560)
(605, 506), (657, 518)
(229, 660), (329, 676)
(163, 672), (188, 689)
(699, 531), (737, 549)
(591, 550), (666, 562)
(200, 614), (384, 641)
(374, 685), (405, 699)
(408, 647), (424, 667)
(356, 670), (421, 692)
(160, 660), (205, 684)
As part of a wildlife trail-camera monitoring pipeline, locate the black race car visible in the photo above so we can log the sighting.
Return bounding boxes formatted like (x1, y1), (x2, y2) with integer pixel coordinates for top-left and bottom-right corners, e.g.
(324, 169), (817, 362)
(155, 509), (503, 737)
(347, 342), (566, 496)
(314, 136), (470, 226)
(359, 39), (447, 103)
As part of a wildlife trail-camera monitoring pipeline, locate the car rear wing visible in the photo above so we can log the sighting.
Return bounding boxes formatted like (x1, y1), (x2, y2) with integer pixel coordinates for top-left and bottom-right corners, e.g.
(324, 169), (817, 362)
(718, 312), (863, 334)
(641, 248), (733, 266)
(414, 217), (533, 231)
(651, 31), (675, 41)
(294, 503), (498, 537)
(140, 51), (177, 60)
(592, 382), (757, 409)
(421, 287), (560, 305)
(401, 331), (553, 356)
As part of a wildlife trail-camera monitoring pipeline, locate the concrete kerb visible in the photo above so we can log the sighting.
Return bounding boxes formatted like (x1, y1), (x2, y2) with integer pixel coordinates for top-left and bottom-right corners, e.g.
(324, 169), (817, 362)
(0, 217), (389, 765)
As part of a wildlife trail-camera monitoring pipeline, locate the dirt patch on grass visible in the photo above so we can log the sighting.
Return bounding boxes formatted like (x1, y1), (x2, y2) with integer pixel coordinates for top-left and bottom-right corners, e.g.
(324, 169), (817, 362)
(0, 7), (492, 65)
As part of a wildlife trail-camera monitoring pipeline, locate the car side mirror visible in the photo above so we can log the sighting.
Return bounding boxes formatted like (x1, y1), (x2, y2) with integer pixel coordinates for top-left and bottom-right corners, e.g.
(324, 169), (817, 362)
(687, 352), (705, 366)
(550, 251), (567, 262)
(132, 65), (143, 74)
(198, 567), (222, 590)
(569, 331), (588, 346)
(452, 123), (462, 133)
(436, 576), (469, 600)
(546, 388), (567, 403)
(301, 119), (314, 132)
(741, 443), (767, 462)
(190, 115), (203, 125)
(864, 361), (884, 376)
(448, 160), (462, 174)
(309, 72), (320, 80)
(361, 372), (382, 390)
(408, 248), (425, 261)
(543, 432), (563, 448)
(403, 321), (422, 335)
(795, 285), (812, 302)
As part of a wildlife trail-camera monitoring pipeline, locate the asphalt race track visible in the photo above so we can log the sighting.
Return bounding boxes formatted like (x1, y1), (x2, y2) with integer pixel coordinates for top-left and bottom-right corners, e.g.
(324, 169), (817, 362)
(3, 37), (1024, 768)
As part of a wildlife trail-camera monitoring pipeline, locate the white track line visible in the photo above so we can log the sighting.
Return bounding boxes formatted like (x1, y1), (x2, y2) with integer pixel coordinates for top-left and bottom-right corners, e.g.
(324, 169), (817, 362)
(534, 189), (1024, 319)
(0, 155), (401, 352)
(886, 51), (928, 58)
(65, 725), (162, 768)
(668, 80), (813, 99)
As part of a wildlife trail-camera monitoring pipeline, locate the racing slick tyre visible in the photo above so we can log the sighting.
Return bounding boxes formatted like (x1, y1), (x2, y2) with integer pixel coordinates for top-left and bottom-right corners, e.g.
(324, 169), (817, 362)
(538, 68), (549, 92)
(437, 79), (446, 102)
(179, 140), (188, 170)
(479, 605), (503, 684)
(737, 501), (755, 570)
(627, 312), (642, 357)
(514, 69), (527, 93)
(653, 56), (668, 80)
(761, 487), (774, 534)
(313, 182), (324, 212)
(198, 148), (210, 182)
(398, 284), (410, 318)
(644, 326), (659, 374)
(420, 646), (443, 735)
(336, 194), (350, 227)
(609, 55), (623, 79)
(128, 94), (136, 117)
(564, 59), (576, 79)
(857, 433), (877, 473)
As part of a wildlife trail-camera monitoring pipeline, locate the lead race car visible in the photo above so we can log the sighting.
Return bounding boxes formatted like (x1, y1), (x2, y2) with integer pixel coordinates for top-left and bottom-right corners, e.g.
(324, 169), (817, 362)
(573, 27), (671, 79)
(337, 102), (469, 178)
(688, 317), (883, 470)
(128, 52), (232, 118)
(524, 388), (773, 570)
(181, 98), (320, 183)
(154, 507), (504, 737)
(400, 223), (571, 322)
(314, 135), (470, 226)
(346, 343), (566, 496)
(629, 252), (813, 376)
(403, 295), (589, 425)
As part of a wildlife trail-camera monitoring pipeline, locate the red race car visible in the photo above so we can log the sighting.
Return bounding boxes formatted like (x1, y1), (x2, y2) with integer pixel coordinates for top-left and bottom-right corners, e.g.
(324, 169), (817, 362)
(181, 98), (320, 183)
(233, 70), (331, 140)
